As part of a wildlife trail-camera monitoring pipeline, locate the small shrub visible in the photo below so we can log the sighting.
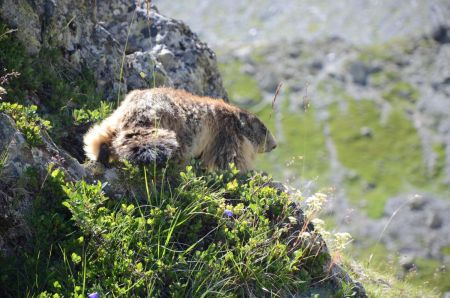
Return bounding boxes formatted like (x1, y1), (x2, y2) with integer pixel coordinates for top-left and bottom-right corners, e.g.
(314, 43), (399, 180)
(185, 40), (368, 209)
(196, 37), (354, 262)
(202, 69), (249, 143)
(73, 101), (113, 124)
(0, 102), (51, 146)
(1, 165), (338, 297)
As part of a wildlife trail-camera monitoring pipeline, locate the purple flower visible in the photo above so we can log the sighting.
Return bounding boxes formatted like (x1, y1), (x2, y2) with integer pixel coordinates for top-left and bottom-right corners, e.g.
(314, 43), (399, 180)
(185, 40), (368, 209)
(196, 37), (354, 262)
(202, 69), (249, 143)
(224, 209), (233, 217)
(88, 293), (99, 298)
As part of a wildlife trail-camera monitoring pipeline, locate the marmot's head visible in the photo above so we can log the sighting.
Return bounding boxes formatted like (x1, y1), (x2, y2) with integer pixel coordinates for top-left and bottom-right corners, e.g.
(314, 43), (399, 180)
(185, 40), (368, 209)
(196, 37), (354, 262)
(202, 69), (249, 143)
(239, 112), (277, 153)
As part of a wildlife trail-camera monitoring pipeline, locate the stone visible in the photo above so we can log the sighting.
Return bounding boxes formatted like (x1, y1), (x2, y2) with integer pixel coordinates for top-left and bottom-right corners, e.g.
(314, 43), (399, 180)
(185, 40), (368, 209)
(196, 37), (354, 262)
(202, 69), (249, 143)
(348, 62), (372, 86)
(0, 1), (227, 100)
(427, 212), (443, 229)
(0, 113), (86, 255)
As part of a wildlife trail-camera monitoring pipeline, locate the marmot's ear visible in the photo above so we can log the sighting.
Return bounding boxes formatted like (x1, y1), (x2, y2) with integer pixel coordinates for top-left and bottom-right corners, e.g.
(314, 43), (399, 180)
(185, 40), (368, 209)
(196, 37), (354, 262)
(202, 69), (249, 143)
(239, 112), (249, 128)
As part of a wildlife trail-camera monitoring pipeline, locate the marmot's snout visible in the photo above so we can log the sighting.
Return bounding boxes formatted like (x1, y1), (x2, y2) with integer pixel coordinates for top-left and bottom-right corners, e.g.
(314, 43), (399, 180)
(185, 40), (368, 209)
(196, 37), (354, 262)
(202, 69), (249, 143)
(264, 135), (277, 153)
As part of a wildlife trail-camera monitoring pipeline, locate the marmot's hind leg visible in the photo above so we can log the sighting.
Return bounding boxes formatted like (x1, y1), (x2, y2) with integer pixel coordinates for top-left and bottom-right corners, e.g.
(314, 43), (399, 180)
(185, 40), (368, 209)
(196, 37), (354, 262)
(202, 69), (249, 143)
(112, 128), (179, 166)
(98, 143), (111, 167)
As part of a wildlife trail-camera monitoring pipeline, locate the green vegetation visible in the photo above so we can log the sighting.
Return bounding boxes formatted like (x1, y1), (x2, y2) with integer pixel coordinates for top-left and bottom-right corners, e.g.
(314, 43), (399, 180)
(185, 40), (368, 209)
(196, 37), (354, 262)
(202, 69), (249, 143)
(357, 38), (414, 63)
(343, 257), (440, 297)
(328, 100), (428, 217)
(0, 164), (344, 297)
(382, 81), (420, 104)
(0, 22), (105, 144)
(256, 96), (329, 184)
(0, 102), (51, 146)
(73, 101), (113, 124)
(349, 242), (448, 295)
(218, 45), (449, 293)
(219, 60), (262, 106)
(441, 245), (450, 256)
(369, 71), (401, 88)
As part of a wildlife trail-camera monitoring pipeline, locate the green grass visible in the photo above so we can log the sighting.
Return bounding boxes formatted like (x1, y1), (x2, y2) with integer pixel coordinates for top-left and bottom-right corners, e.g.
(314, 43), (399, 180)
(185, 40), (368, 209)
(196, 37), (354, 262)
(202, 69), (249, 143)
(343, 257), (441, 297)
(356, 38), (415, 63)
(218, 60), (262, 106)
(382, 81), (420, 104)
(255, 99), (329, 185)
(328, 100), (428, 217)
(349, 241), (449, 295)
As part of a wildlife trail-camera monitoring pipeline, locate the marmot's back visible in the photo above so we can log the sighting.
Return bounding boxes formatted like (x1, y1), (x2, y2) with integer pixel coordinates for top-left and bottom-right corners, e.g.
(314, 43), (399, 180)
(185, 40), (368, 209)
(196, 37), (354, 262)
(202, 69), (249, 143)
(83, 87), (277, 171)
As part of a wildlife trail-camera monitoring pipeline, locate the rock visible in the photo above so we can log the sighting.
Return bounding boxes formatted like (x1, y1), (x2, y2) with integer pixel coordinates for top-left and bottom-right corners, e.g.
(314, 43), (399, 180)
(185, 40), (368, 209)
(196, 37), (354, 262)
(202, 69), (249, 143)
(381, 194), (450, 260)
(427, 212), (443, 229)
(0, 113), (86, 256)
(348, 62), (372, 86)
(0, 1), (227, 100)
(399, 254), (416, 271)
(409, 195), (427, 211)
(359, 126), (373, 138)
(432, 25), (450, 44)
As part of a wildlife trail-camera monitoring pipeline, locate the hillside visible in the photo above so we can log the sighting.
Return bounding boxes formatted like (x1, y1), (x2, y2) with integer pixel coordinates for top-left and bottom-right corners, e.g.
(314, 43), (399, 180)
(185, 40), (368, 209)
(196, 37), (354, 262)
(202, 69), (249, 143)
(0, 1), (369, 297)
(0, 0), (448, 297)
(155, 0), (450, 295)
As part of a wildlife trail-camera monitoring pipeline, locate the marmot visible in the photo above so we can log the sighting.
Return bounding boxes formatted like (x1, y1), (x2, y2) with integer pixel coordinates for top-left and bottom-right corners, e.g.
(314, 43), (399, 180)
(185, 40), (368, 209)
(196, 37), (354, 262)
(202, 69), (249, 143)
(83, 87), (277, 171)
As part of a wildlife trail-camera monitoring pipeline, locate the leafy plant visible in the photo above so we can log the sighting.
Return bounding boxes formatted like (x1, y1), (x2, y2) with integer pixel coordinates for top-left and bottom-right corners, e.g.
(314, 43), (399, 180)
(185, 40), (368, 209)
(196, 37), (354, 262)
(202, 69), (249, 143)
(0, 164), (340, 297)
(0, 102), (51, 146)
(73, 101), (113, 124)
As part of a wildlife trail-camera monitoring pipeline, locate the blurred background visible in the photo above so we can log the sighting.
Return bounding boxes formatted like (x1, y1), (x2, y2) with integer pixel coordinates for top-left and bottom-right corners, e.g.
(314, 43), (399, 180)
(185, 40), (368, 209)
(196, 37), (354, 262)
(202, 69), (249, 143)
(155, 0), (450, 294)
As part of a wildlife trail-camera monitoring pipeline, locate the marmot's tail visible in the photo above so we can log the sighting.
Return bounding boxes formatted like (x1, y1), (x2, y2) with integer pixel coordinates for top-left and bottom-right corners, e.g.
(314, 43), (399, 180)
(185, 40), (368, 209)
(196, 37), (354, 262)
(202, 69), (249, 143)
(112, 128), (179, 166)
(83, 120), (116, 162)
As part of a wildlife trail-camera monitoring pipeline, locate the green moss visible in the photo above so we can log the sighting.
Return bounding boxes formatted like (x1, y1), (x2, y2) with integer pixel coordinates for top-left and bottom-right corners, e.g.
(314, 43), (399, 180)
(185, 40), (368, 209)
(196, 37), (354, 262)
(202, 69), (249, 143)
(328, 100), (427, 218)
(219, 60), (262, 106)
(382, 81), (420, 104)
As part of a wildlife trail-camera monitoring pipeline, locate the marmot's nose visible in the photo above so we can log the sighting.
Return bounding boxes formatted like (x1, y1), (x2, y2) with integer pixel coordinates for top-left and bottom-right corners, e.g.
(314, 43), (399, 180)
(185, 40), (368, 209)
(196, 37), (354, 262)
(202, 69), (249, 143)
(272, 143), (277, 150)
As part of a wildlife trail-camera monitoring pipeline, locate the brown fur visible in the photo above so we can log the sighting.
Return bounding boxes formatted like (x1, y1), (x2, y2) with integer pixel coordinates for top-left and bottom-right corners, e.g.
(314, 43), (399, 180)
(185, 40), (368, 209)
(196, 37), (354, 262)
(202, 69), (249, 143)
(83, 87), (277, 171)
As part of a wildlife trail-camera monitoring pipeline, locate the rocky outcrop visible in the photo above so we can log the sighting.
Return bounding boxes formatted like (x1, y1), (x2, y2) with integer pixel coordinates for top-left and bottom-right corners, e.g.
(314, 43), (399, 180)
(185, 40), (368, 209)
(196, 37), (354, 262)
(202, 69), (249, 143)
(0, 1), (227, 100)
(0, 113), (85, 255)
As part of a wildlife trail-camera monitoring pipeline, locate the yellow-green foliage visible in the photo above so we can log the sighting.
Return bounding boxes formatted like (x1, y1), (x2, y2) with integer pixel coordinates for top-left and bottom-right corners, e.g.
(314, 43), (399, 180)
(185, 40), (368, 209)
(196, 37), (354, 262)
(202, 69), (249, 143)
(73, 101), (113, 124)
(0, 22), (103, 144)
(0, 102), (51, 146)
